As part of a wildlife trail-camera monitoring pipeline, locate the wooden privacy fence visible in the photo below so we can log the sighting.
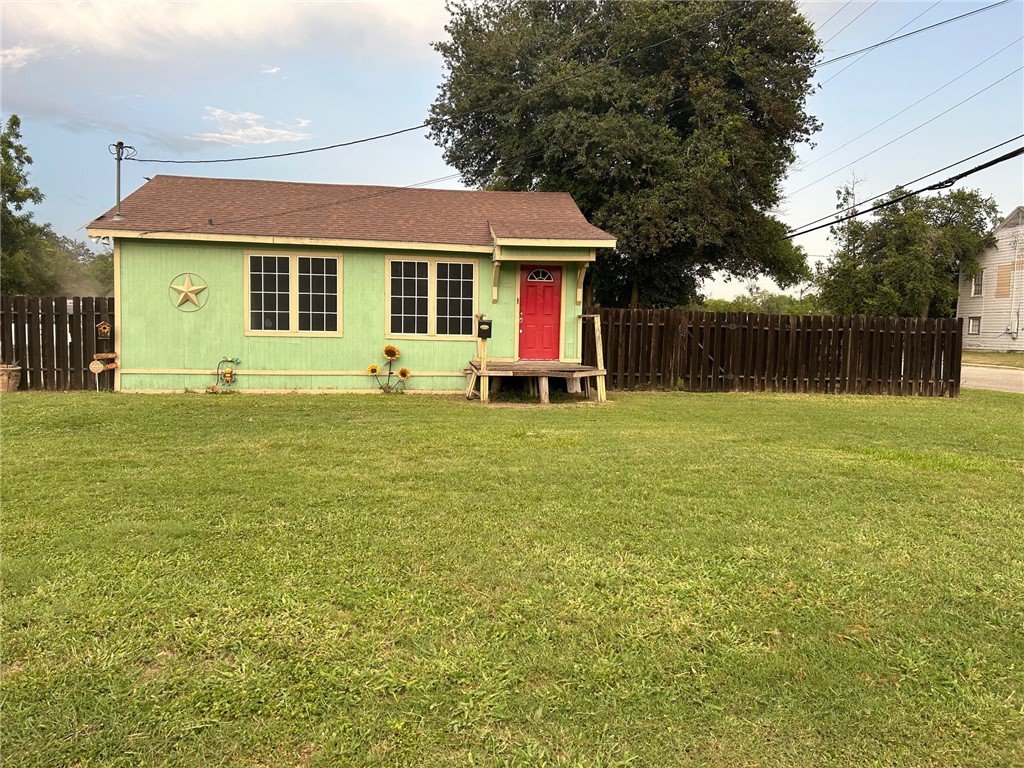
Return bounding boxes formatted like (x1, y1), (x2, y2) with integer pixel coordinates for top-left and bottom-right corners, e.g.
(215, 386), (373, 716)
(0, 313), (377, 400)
(582, 309), (962, 397)
(1, 296), (116, 391)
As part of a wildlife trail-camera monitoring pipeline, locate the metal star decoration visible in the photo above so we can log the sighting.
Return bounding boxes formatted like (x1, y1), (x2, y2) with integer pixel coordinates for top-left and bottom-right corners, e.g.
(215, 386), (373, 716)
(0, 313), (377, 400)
(170, 273), (208, 308)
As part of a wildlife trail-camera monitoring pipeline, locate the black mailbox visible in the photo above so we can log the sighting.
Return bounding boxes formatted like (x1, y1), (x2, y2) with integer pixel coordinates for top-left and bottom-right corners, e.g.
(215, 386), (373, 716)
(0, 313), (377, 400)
(477, 319), (493, 339)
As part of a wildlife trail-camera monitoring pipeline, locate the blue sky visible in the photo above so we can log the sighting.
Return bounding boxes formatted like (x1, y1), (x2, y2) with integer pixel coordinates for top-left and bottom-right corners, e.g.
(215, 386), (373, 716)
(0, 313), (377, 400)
(2, 0), (1022, 298)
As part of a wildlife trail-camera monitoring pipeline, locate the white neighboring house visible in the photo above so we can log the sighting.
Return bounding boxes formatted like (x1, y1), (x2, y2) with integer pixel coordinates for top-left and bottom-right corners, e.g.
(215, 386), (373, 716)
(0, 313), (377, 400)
(957, 206), (1024, 352)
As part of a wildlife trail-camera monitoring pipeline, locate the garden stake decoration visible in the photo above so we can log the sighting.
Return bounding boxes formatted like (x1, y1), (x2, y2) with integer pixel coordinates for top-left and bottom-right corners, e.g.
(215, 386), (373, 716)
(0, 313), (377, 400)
(208, 356), (241, 394)
(368, 345), (411, 393)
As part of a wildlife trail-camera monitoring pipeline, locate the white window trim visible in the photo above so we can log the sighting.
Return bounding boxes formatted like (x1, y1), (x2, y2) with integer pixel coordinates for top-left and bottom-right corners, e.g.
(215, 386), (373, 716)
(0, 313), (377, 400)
(967, 316), (981, 335)
(971, 271), (984, 297)
(244, 251), (343, 337)
(385, 255), (478, 340)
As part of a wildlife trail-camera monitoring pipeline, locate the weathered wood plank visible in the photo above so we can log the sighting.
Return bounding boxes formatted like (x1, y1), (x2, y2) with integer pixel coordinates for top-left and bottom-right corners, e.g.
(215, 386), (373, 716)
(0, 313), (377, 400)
(82, 297), (97, 390)
(26, 297), (42, 390)
(950, 318), (962, 397)
(69, 297), (83, 390)
(12, 296), (28, 388)
(1, 295), (14, 368)
(54, 297), (69, 390)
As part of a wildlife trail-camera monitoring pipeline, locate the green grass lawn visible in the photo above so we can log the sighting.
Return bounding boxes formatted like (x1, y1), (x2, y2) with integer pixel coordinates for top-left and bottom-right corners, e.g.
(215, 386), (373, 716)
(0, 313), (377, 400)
(2, 390), (1022, 767)
(962, 349), (1024, 369)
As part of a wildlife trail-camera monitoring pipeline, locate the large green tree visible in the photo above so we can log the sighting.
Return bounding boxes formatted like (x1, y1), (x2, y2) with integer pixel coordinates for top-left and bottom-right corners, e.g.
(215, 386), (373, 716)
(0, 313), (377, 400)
(1, 115), (111, 295)
(1, 114), (55, 294)
(428, 0), (820, 307)
(815, 188), (1000, 318)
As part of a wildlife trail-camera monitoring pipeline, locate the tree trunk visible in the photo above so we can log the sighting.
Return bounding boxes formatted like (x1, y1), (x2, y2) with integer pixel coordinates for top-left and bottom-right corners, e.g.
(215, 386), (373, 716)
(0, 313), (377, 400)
(630, 274), (640, 309)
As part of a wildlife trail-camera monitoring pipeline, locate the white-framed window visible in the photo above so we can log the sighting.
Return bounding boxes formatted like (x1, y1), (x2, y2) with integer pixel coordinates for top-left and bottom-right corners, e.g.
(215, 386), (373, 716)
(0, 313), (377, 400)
(436, 262), (475, 336)
(967, 316), (981, 335)
(246, 253), (341, 336)
(386, 257), (476, 338)
(390, 260), (429, 335)
(971, 271), (984, 297)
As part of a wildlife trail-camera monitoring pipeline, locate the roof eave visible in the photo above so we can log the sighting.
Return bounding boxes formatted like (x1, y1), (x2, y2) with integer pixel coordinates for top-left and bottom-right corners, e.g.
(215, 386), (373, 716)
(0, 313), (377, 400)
(84, 227), (495, 254)
(492, 235), (616, 249)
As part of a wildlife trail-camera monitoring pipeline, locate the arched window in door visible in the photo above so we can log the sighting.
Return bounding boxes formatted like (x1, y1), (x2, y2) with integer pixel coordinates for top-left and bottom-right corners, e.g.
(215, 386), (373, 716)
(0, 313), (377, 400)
(526, 268), (554, 283)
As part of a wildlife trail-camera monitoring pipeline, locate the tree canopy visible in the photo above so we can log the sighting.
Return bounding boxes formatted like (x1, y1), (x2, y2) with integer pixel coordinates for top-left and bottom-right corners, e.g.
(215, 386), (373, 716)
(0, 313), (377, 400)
(815, 188), (1000, 319)
(428, 0), (820, 307)
(1, 115), (111, 296)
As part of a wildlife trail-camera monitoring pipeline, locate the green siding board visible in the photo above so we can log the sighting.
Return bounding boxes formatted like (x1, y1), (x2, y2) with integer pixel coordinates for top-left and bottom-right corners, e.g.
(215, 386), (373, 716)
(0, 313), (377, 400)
(118, 239), (589, 390)
(120, 373), (467, 392)
(563, 266), (580, 360)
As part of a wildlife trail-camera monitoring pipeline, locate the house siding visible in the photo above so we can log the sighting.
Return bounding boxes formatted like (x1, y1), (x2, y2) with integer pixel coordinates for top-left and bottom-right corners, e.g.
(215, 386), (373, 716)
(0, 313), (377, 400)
(957, 209), (1024, 353)
(119, 240), (480, 391)
(116, 239), (588, 392)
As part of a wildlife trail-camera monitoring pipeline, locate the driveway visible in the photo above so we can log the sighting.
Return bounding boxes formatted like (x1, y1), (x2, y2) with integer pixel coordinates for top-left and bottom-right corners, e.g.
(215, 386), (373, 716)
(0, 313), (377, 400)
(960, 365), (1024, 394)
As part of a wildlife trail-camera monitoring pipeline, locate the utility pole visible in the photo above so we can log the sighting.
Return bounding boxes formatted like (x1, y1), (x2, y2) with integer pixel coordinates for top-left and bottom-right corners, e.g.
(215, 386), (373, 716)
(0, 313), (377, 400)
(108, 141), (135, 221)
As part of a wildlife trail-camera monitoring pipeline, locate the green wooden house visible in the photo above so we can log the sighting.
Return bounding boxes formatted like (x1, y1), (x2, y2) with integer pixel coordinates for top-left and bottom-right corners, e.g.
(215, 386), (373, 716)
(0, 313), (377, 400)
(86, 176), (616, 393)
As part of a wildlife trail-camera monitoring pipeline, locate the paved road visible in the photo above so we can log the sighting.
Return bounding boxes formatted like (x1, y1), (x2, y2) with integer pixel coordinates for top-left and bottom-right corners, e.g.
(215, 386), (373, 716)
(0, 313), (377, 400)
(960, 365), (1024, 394)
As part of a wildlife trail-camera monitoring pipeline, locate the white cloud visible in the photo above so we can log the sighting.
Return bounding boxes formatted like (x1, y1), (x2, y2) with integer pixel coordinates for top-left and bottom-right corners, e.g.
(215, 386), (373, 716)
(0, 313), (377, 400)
(1, 46), (40, 70)
(261, 65), (281, 75)
(2, 1), (448, 63)
(192, 106), (312, 146)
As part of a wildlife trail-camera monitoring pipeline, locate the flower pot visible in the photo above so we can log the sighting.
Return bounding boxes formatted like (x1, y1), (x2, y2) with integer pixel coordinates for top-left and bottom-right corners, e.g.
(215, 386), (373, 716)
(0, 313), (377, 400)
(0, 365), (22, 392)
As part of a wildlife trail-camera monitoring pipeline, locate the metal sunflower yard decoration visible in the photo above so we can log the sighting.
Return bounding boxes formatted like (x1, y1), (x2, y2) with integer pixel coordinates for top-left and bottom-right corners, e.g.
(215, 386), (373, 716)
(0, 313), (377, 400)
(367, 346), (410, 392)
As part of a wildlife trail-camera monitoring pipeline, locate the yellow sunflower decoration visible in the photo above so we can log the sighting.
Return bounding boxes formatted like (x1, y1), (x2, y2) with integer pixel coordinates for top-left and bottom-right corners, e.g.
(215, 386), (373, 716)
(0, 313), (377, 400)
(366, 347), (410, 392)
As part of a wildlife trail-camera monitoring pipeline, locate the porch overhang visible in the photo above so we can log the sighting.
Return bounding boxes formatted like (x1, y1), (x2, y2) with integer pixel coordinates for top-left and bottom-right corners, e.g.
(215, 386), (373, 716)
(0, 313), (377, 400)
(490, 241), (604, 261)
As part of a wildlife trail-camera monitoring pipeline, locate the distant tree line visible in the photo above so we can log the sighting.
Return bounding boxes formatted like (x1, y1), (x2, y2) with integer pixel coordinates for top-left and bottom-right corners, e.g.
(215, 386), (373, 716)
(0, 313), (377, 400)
(685, 286), (820, 315)
(1, 115), (113, 296)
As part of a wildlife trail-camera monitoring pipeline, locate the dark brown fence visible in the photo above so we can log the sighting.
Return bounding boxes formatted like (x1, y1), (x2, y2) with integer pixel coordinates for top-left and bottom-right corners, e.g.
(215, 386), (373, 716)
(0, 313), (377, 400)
(583, 309), (962, 397)
(1, 296), (116, 391)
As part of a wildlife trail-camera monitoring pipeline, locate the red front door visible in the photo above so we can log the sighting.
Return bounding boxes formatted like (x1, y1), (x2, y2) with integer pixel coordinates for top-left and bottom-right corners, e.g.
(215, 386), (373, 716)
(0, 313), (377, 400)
(519, 265), (562, 360)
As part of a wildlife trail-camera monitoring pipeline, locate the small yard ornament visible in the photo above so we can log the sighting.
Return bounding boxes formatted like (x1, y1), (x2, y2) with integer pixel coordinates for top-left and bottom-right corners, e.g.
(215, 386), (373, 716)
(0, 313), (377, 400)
(367, 345), (410, 393)
(96, 321), (112, 339)
(208, 356), (240, 393)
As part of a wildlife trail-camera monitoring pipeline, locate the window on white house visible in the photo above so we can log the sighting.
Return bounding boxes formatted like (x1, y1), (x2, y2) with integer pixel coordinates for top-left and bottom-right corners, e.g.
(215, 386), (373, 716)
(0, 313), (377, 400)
(967, 316), (981, 335)
(388, 259), (475, 337)
(971, 272), (984, 297)
(248, 254), (340, 334)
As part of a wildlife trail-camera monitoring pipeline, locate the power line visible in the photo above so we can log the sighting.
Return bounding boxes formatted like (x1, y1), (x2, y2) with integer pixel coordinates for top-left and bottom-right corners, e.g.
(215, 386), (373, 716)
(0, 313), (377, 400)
(786, 134), (1024, 234)
(142, 96), (709, 234)
(128, 4), (739, 166)
(120, 2), (1011, 168)
(141, 151), (548, 234)
(789, 66), (1023, 196)
(819, 0), (940, 86)
(812, 0), (854, 34)
(822, 0), (878, 46)
(802, 37), (1022, 170)
(140, 95), (705, 232)
(816, 0), (1011, 67)
(784, 146), (1024, 240)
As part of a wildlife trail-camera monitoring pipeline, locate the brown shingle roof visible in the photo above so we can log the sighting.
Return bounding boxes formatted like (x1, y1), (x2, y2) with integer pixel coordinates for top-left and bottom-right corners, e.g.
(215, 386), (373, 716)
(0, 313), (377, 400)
(87, 175), (616, 248)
